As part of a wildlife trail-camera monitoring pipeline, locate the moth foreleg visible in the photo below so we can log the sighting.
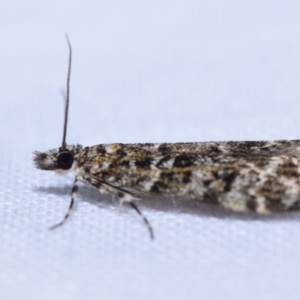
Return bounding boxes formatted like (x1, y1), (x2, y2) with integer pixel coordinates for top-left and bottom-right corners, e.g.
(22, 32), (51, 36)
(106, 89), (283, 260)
(49, 177), (79, 230)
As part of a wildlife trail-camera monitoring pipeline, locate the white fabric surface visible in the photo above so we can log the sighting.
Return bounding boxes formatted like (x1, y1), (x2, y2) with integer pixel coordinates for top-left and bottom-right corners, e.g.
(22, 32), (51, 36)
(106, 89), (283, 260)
(1, 1), (300, 299)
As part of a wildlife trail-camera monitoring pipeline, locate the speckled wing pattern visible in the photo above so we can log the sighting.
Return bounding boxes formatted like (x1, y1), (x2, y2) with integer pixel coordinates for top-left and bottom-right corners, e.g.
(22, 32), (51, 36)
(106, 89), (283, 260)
(73, 140), (300, 213)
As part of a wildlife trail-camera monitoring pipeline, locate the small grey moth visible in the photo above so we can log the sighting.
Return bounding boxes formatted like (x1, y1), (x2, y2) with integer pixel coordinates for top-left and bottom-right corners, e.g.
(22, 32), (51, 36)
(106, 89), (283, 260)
(33, 37), (300, 239)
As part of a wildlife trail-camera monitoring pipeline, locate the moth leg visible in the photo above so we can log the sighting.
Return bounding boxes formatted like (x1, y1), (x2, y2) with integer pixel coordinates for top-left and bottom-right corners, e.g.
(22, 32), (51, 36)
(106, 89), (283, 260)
(83, 172), (141, 199)
(128, 201), (154, 240)
(93, 185), (155, 239)
(92, 182), (155, 239)
(49, 177), (78, 230)
(83, 171), (154, 239)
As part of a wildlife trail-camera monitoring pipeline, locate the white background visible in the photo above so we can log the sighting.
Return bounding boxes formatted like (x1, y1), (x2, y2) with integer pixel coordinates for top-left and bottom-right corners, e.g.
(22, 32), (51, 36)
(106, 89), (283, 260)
(1, 1), (300, 299)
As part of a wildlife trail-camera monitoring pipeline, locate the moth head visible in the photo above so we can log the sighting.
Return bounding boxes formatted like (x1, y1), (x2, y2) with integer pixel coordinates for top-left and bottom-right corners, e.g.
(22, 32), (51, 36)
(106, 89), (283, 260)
(33, 145), (82, 174)
(33, 36), (82, 174)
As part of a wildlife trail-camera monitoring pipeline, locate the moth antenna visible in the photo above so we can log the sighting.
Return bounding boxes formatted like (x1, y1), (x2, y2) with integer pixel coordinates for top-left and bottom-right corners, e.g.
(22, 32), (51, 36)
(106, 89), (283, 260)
(61, 34), (72, 150)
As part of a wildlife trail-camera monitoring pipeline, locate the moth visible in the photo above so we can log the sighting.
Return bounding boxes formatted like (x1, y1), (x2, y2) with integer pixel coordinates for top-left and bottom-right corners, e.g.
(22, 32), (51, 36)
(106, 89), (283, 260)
(33, 38), (300, 239)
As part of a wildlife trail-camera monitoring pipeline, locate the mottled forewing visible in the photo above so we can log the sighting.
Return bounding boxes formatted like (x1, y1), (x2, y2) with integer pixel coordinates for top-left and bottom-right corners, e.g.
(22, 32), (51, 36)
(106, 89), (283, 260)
(74, 140), (300, 212)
